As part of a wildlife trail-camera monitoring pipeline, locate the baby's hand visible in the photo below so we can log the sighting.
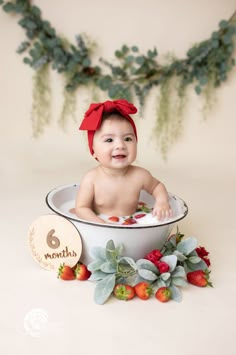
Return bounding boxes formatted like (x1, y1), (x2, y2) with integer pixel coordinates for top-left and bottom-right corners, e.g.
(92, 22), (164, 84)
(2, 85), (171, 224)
(152, 201), (172, 221)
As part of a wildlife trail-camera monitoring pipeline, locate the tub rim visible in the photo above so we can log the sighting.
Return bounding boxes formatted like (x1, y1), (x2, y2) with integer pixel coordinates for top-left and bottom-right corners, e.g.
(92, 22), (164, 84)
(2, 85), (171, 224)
(45, 183), (188, 230)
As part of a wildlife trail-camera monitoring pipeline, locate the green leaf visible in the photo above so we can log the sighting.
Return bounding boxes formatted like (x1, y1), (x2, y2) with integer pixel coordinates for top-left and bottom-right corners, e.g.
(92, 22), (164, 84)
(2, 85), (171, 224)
(100, 262), (116, 273)
(152, 279), (166, 290)
(89, 270), (108, 281)
(160, 272), (171, 281)
(185, 258), (208, 272)
(171, 278), (188, 287)
(219, 20), (228, 30)
(136, 259), (158, 273)
(136, 56), (145, 65)
(131, 46), (139, 52)
(169, 285), (182, 302)
(160, 255), (177, 272)
(188, 256), (202, 264)
(94, 274), (116, 305)
(89, 246), (106, 260)
(138, 269), (158, 281)
(119, 256), (137, 271)
(31, 5), (41, 18)
(87, 259), (105, 272)
(3, 3), (15, 12)
(173, 250), (187, 261)
(106, 239), (115, 251)
(171, 266), (186, 278)
(115, 50), (123, 58)
(177, 237), (197, 255)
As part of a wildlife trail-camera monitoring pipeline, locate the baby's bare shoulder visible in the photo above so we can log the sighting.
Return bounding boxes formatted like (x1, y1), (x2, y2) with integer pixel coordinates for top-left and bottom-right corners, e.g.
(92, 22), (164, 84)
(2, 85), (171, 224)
(80, 167), (99, 184)
(130, 165), (152, 177)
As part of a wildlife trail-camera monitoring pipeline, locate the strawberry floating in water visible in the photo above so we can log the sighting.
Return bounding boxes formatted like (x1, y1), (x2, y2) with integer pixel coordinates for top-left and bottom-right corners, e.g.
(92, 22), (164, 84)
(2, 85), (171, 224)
(108, 216), (120, 222)
(122, 217), (137, 225)
(134, 213), (146, 219)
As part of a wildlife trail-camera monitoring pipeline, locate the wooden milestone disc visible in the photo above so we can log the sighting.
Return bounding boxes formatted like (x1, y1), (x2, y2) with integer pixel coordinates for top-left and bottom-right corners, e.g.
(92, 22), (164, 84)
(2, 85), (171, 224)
(28, 214), (82, 271)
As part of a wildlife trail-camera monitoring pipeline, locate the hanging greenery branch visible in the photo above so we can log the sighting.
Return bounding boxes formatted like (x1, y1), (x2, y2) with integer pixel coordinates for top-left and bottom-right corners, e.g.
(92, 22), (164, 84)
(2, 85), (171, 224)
(1, 0), (236, 155)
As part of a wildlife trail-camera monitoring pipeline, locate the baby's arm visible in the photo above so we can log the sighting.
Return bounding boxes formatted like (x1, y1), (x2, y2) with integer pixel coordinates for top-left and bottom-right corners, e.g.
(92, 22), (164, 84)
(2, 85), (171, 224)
(151, 182), (172, 220)
(75, 173), (106, 224)
(142, 169), (172, 220)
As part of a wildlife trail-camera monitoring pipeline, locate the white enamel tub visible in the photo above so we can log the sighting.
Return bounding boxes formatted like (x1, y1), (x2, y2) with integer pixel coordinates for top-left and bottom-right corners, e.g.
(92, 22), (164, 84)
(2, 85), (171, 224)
(46, 184), (188, 264)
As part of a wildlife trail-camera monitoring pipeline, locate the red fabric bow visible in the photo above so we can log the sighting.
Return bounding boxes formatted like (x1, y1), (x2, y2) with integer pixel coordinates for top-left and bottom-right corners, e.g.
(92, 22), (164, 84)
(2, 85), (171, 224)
(79, 99), (138, 155)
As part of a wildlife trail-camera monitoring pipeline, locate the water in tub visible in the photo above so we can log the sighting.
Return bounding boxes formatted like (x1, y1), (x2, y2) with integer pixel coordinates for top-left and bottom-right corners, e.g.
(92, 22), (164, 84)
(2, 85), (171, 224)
(63, 194), (185, 226)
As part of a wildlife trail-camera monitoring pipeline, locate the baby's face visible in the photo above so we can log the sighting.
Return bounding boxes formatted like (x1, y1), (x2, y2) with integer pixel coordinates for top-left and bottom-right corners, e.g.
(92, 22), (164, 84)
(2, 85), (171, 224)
(93, 116), (137, 169)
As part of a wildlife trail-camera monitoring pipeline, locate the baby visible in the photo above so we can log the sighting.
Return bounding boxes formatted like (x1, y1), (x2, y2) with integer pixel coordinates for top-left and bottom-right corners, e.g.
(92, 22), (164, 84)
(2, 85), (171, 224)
(75, 99), (172, 224)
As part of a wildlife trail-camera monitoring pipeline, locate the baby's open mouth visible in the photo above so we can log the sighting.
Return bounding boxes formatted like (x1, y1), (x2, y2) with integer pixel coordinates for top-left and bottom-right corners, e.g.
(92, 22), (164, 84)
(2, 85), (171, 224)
(112, 154), (126, 159)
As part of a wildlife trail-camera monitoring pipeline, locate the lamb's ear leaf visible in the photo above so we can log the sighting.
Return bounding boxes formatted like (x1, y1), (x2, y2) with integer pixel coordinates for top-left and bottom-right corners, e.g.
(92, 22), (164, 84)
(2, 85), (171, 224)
(136, 259), (158, 273)
(177, 237), (197, 255)
(160, 255), (177, 272)
(88, 270), (108, 281)
(94, 274), (116, 305)
(170, 285), (182, 302)
(138, 269), (158, 281)
(89, 246), (106, 260)
(87, 259), (105, 271)
(106, 239), (115, 251)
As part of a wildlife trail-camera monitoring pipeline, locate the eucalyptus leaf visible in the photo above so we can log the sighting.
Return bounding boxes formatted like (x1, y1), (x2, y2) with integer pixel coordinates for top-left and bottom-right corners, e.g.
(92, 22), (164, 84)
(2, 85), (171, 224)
(94, 274), (116, 305)
(177, 237), (197, 255)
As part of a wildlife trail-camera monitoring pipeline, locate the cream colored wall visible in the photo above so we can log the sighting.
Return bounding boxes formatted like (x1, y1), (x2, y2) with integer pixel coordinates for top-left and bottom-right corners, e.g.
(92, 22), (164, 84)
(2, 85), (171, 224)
(1, 0), (236, 192)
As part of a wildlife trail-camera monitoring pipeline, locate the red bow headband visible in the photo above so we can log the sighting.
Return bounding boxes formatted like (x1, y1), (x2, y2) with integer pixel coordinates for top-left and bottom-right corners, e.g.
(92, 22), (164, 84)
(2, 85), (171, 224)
(79, 99), (138, 155)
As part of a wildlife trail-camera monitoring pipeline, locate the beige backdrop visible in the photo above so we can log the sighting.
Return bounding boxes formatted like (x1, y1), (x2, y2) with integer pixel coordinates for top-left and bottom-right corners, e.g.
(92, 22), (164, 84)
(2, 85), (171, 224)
(1, 1), (236, 354)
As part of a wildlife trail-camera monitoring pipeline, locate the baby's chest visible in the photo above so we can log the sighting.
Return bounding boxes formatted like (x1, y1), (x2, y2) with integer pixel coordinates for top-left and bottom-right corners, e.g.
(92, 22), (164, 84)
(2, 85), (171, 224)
(94, 180), (140, 203)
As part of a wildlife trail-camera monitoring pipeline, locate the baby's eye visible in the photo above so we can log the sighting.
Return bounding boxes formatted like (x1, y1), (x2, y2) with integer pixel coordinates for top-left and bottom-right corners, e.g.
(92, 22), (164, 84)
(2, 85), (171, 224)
(124, 136), (133, 142)
(105, 138), (113, 143)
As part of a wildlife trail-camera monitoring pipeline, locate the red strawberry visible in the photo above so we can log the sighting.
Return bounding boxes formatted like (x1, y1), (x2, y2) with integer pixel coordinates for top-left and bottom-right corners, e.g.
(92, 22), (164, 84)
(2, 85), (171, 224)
(137, 201), (146, 206)
(58, 263), (75, 280)
(113, 284), (135, 301)
(74, 262), (91, 281)
(155, 287), (172, 302)
(156, 261), (170, 274)
(122, 217), (137, 225)
(108, 216), (120, 222)
(135, 213), (146, 219)
(187, 270), (212, 287)
(134, 282), (152, 300)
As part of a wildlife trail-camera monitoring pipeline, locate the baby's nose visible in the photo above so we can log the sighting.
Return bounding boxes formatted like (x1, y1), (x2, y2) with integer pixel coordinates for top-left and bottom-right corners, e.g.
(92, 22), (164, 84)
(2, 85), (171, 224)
(115, 139), (125, 149)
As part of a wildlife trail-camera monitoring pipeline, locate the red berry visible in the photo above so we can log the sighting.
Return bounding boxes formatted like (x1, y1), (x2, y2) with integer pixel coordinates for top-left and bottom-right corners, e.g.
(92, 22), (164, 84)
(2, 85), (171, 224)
(187, 270), (212, 287)
(134, 282), (152, 300)
(58, 264), (75, 280)
(113, 284), (135, 301)
(155, 287), (172, 302)
(74, 263), (91, 281)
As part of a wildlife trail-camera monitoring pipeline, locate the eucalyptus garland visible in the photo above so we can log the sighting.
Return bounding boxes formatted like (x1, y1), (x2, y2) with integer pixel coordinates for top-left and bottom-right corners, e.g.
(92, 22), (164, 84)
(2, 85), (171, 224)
(1, 0), (236, 156)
